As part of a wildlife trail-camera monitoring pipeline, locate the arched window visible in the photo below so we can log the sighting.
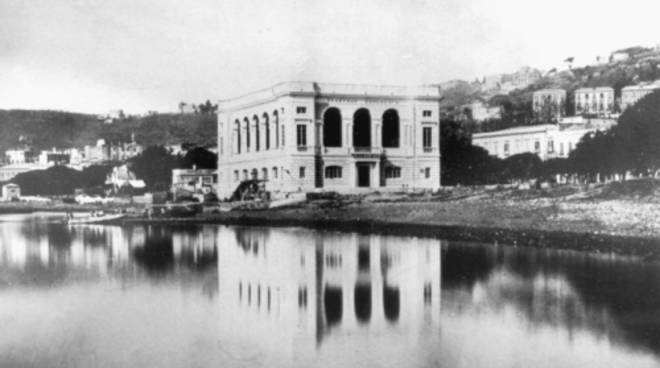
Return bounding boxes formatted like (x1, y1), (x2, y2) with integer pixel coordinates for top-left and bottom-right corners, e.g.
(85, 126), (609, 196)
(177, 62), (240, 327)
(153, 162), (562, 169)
(354, 284), (371, 323)
(273, 110), (280, 148)
(251, 169), (258, 180)
(324, 287), (343, 326)
(244, 117), (251, 152)
(263, 113), (270, 150)
(383, 286), (400, 322)
(253, 115), (260, 151)
(382, 109), (399, 148)
(234, 119), (241, 154)
(353, 108), (371, 148)
(323, 107), (342, 147)
(325, 165), (342, 179)
(262, 167), (268, 180)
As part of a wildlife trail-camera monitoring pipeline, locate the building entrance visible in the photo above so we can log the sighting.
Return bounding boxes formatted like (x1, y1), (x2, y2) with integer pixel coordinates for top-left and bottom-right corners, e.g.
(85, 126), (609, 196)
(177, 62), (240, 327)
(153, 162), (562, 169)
(357, 164), (371, 187)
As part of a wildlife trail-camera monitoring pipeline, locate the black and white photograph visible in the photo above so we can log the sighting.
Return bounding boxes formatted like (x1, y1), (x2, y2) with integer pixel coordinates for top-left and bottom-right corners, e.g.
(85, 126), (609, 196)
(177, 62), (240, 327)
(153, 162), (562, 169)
(2, 0), (660, 367)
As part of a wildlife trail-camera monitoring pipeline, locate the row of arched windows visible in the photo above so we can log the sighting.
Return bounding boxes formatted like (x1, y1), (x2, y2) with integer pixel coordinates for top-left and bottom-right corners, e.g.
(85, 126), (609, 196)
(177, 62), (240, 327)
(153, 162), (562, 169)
(231, 107), (401, 155)
(323, 107), (400, 148)
(233, 110), (281, 154)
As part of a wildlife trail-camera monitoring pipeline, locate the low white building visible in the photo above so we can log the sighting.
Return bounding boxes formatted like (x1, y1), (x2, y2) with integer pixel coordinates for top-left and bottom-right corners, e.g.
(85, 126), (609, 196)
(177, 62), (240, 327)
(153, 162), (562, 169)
(1, 183), (20, 201)
(171, 168), (217, 200)
(472, 121), (614, 160)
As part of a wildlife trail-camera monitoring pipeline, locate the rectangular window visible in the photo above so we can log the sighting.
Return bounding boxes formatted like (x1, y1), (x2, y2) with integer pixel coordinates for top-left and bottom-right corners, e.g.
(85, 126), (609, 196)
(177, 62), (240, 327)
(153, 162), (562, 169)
(422, 127), (432, 150)
(281, 126), (285, 147)
(299, 166), (305, 178)
(272, 167), (278, 179)
(548, 140), (554, 154)
(296, 106), (307, 114)
(324, 166), (342, 179)
(262, 168), (268, 180)
(424, 167), (431, 178)
(559, 142), (564, 156)
(503, 142), (509, 156)
(534, 140), (540, 153)
(385, 166), (401, 179)
(297, 124), (307, 147)
(422, 110), (432, 117)
(234, 170), (239, 182)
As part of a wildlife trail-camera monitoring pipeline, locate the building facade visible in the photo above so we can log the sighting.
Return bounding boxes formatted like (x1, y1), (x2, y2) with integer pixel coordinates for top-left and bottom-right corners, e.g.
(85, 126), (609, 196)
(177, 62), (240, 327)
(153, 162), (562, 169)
(574, 87), (615, 115)
(171, 168), (217, 201)
(216, 82), (442, 199)
(532, 89), (566, 121)
(621, 82), (660, 110)
(472, 121), (614, 161)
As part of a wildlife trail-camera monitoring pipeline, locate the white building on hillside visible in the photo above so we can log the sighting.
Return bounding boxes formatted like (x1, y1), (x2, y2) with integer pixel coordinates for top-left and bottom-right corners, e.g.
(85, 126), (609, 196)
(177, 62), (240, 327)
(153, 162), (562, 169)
(621, 82), (660, 111)
(216, 82), (442, 199)
(574, 87), (615, 116)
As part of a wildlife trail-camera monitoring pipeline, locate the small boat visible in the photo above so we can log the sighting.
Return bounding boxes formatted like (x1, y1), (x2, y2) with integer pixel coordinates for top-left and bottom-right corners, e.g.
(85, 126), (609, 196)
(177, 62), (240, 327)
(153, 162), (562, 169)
(67, 213), (125, 224)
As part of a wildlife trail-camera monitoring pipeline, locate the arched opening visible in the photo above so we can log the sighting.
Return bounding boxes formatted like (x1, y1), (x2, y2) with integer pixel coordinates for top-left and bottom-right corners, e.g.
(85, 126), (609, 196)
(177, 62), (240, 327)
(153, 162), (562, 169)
(234, 119), (241, 154)
(263, 113), (270, 150)
(273, 110), (280, 148)
(323, 107), (342, 147)
(383, 286), (400, 322)
(381, 109), (399, 148)
(253, 115), (260, 151)
(353, 108), (371, 148)
(244, 117), (250, 152)
(354, 283), (372, 323)
(324, 286), (343, 326)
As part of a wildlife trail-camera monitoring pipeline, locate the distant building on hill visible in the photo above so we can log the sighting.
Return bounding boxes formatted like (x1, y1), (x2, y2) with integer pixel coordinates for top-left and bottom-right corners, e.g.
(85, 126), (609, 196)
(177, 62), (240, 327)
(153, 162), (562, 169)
(532, 89), (566, 121)
(574, 87), (615, 116)
(105, 164), (146, 195)
(472, 121), (614, 161)
(1, 183), (20, 201)
(81, 138), (143, 165)
(464, 100), (501, 122)
(38, 149), (70, 165)
(621, 82), (660, 110)
(4, 149), (38, 164)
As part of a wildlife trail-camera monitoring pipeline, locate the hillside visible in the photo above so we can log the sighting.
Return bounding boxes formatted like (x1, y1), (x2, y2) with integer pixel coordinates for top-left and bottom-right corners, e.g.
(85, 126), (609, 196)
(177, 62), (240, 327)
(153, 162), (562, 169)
(0, 110), (218, 151)
(440, 45), (660, 123)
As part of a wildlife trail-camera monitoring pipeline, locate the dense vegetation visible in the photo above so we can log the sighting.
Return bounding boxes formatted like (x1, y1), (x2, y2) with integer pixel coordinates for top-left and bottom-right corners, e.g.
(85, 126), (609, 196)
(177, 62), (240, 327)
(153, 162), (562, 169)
(0, 110), (218, 151)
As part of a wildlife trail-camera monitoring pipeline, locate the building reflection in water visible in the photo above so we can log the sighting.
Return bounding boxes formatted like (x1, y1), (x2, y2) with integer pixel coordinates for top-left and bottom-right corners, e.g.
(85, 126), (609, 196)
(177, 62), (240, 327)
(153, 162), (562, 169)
(0, 215), (219, 293)
(216, 227), (442, 361)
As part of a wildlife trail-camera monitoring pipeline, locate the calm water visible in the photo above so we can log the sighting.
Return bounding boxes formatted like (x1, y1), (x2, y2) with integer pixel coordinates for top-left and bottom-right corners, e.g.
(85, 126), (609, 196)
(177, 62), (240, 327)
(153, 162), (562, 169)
(1, 213), (660, 368)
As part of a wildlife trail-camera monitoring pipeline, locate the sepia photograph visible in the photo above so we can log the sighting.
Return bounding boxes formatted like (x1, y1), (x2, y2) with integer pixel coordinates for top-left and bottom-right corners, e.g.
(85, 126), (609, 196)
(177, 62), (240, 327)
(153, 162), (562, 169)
(2, 0), (660, 367)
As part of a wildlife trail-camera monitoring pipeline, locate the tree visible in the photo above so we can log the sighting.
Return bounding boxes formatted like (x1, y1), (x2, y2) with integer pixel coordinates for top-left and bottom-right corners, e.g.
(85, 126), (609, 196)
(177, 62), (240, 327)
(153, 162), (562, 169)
(181, 147), (217, 169)
(564, 57), (574, 70)
(129, 146), (183, 190)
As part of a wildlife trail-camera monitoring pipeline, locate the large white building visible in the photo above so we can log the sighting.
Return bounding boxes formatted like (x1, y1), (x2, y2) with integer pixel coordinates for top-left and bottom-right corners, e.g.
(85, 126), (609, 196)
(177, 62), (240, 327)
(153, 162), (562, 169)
(574, 87), (615, 115)
(216, 82), (442, 199)
(472, 121), (614, 160)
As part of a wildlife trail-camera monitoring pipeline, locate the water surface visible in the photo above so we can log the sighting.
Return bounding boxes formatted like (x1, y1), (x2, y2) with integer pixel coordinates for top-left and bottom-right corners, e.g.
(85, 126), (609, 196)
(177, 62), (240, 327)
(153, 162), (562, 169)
(1, 213), (659, 367)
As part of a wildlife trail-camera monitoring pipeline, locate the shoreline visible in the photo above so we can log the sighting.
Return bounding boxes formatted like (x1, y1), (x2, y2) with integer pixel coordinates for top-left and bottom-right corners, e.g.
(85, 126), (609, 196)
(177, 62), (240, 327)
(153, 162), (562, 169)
(4, 184), (660, 260)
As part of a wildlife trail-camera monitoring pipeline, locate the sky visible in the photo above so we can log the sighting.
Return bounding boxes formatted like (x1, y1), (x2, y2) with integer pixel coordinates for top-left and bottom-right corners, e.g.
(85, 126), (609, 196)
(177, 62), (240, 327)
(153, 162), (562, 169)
(2, 0), (660, 114)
